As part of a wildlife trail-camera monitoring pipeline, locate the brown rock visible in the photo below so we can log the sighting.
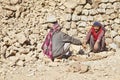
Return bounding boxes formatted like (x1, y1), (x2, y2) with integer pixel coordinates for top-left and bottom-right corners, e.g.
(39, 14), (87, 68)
(10, 0), (22, 5)
(16, 32), (28, 44)
(67, 62), (89, 73)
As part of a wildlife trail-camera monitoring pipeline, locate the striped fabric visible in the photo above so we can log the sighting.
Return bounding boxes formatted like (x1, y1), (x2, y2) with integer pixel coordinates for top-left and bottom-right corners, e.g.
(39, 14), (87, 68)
(41, 23), (60, 60)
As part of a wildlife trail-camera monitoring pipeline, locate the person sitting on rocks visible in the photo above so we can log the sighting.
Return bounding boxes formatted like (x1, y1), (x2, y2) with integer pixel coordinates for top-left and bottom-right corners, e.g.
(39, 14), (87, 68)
(41, 21), (83, 61)
(83, 21), (106, 53)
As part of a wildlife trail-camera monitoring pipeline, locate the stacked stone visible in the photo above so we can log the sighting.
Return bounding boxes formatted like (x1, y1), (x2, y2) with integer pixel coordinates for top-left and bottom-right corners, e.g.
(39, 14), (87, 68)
(0, 0), (120, 66)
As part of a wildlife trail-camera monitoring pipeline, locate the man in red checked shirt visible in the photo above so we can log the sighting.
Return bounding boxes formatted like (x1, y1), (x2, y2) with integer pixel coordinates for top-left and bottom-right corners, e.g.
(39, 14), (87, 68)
(83, 21), (106, 53)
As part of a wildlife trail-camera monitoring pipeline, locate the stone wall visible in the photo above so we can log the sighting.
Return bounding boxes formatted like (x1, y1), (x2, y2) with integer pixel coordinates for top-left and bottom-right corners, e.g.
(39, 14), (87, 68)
(0, 0), (120, 66)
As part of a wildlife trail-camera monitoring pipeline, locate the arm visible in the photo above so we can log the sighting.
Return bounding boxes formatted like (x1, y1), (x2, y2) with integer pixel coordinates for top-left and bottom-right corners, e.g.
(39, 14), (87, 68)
(84, 29), (92, 44)
(61, 32), (82, 45)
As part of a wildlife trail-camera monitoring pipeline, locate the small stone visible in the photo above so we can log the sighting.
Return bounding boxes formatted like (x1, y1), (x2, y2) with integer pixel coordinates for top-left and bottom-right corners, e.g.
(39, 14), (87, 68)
(106, 3), (113, 9)
(109, 43), (118, 50)
(80, 16), (88, 21)
(82, 9), (89, 15)
(19, 47), (30, 54)
(16, 60), (24, 67)
(94, 14), (103, 21)
(2, 0), (10, 5)
(68, 29), (77, 36)
(64, 14), (71, 21)
(16, 32), (28, 44)
(10, 0), (22, 5)
(79, 0), (86, 4)
(72, 14), (80, 21)
(74, 6), (83, 14)
(4, 5), (16, 11)
(109, 0), (116, 2)
(64, 8), (74, 14)
(101, 0), (109, 2)
(71, 22), (77, 29)
(114, 18), (120, 24)
(114, 36), (120, 48)
(64, 0), (78, 9)
(63, 22), (71, 29)
(89, 9), (98, 15)
(106, 38), (113, 45)
(67, 62), (88, 73)
(15, 5), (25, 18)
(113, 2), (120, 10)
(106, 9), (114, 14)
(78, 22), (87, 27)
(109, 14), (118, 19)
(97, 8), (106, 13)
(70, 44), (80, 54)
(110, 31), (118, 38)
(87, 16), (94, 21)
(4, 10), (14, 17)
(49, 1), (56, 7)
(59, 5), (65, 10)
(99, 3), (107, 9)
(84, 3), (92, 9)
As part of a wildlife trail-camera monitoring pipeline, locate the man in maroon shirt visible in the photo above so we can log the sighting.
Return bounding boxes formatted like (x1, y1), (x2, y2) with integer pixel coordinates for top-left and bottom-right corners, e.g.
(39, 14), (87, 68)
(83, 22), (106, 53)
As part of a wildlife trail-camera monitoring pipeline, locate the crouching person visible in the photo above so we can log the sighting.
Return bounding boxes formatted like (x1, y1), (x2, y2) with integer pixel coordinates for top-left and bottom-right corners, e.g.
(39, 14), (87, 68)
(41, 21), (82, 61)
(83, 21), (106, 53)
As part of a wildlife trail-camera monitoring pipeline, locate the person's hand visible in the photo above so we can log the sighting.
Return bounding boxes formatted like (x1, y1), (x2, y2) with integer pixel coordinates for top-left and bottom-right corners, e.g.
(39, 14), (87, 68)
(94, 42), (99, 50)
(82, 43), (87, 49)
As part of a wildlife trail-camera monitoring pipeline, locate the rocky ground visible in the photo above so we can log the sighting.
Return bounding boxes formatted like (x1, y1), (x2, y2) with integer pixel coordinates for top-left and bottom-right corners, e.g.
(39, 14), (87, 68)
(0, 0), (120, 80)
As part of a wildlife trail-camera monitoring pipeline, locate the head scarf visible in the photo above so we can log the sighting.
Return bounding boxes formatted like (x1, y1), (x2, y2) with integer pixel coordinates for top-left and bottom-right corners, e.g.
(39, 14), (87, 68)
(93, 21), (102, 27)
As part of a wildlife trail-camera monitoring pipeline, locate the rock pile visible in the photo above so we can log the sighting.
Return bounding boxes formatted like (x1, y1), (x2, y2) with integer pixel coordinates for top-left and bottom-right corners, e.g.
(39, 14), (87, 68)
(0, 0), (120, 66)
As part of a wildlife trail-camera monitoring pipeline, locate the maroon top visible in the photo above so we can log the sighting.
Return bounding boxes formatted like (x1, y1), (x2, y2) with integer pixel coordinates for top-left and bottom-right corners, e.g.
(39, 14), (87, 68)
(85, 26), (106, 43)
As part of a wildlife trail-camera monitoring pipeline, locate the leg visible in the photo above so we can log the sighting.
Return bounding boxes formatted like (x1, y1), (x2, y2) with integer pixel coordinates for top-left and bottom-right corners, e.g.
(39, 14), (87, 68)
(89, 35), (100, 53)
(100, 36), (106, 51)
(57, 43), (70, 59)
(89, 35), (95, 51)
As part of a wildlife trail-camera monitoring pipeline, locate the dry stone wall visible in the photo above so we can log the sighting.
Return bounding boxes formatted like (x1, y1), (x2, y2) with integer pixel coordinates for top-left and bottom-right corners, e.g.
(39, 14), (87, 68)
(0, 0), (120, 66)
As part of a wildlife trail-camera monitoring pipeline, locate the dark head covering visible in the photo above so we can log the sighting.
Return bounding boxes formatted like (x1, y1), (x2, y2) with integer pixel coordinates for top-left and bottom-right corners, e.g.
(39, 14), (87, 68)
(93, 21), (102, 27)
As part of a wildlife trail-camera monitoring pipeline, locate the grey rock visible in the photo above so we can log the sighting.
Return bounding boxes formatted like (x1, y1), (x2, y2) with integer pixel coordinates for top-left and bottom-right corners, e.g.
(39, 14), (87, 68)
(88, 16), (94, 21)
(89, 9), (98, 15)
(109, 43), (118, 50)
(72, 14), (80, 21)
(80, 16), (88, 21)
(110, 31), (118, 38)
(82, 9), (89, 15)
(106, 9), (114, 14)
(99, 3), (107, 9)
(78, 22), (87, 27)
(97, 8), (106, 13)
